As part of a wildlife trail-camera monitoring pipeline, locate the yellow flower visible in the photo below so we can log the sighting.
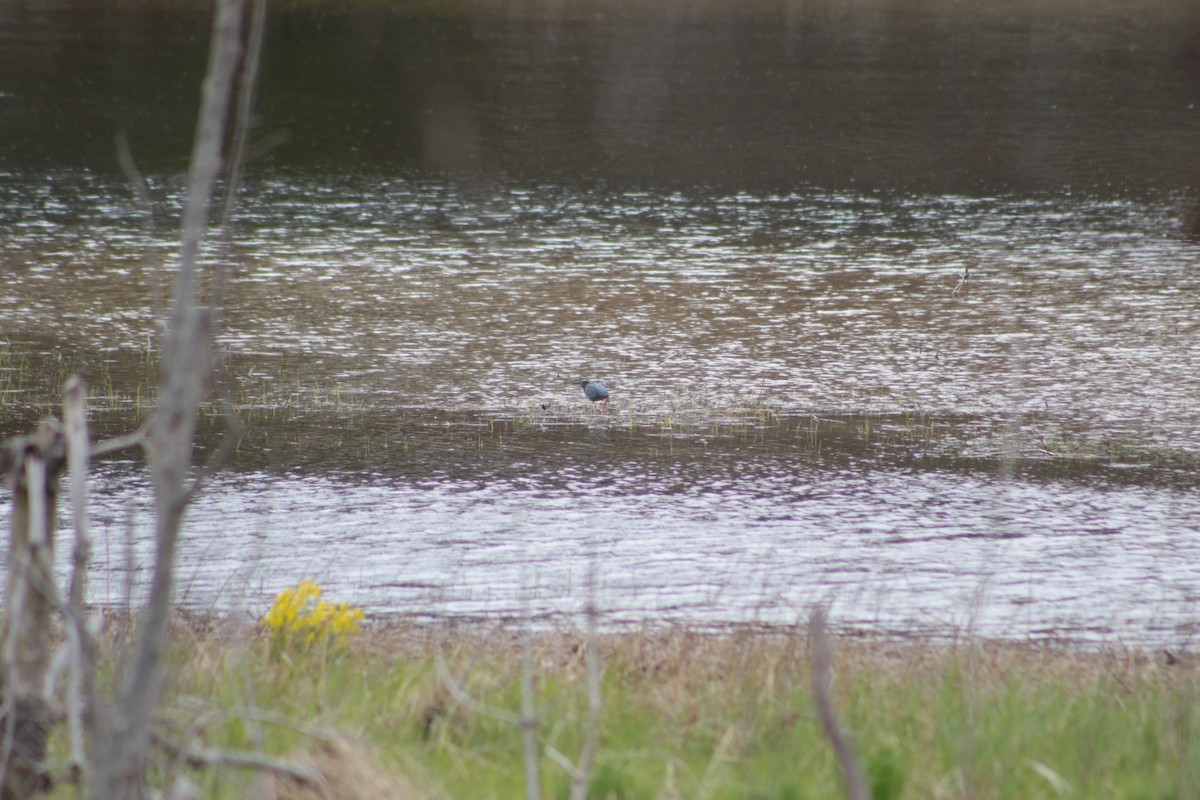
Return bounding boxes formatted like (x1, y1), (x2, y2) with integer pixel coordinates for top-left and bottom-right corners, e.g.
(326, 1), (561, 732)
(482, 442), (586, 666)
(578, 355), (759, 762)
(263, 581), (364, 653)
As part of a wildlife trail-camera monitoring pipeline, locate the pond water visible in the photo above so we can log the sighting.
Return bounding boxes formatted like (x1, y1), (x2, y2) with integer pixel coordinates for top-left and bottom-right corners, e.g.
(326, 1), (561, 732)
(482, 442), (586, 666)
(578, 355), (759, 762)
(2, 0), (1200, 646)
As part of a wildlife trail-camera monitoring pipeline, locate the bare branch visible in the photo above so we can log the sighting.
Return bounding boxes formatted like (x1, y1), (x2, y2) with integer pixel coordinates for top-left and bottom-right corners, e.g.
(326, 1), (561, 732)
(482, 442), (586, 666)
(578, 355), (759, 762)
(164, 698), (346, 745)
(188, 0), (263, 516)
(3, 422), (64, 689)
(434, 620), (544, 800)
(435, 657), (522, 726)
(89, 420), (151, 460)
(544, 745), (577, 776)
(809, 606), (871, 800)
(218, 0), (266, 240)
(952, 266), (970, 295)
(116, 130), (170, 325)
(64, 377), (93, 613)
(572, 586), (602, 800)
(0, 421), (64, 799)
(150, 729), (320, 786)
(520, 614), (541, 800)
(62, 376), (99, 774)
(184, 389), (242, 506)
(89, 1), (248, 796)
(546, 569), (603, 800)
(116, 131), (155, 221)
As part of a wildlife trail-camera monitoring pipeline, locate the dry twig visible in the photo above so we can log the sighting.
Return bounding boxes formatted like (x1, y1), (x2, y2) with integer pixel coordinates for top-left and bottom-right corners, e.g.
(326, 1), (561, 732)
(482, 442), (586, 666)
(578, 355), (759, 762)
(810, 606), (871, 800)
(546, 569), (603, 800)
(150, 729), (320, 787)
(62, 377), (99, 777)
(520, 624), (541, 800)
(88, 1), (248, 796)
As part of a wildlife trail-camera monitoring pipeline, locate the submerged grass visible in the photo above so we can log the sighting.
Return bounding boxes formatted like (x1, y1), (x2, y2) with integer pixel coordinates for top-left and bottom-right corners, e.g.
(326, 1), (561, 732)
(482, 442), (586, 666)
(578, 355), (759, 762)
(4, 341), (1199, 484)
(47, 617), (1200, 799)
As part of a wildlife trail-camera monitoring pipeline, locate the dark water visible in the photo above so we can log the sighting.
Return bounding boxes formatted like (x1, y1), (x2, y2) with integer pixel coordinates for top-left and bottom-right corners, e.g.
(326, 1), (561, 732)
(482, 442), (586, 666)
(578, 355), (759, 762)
(2, 0), (1200, 645)
(4, 0), (1200, 193)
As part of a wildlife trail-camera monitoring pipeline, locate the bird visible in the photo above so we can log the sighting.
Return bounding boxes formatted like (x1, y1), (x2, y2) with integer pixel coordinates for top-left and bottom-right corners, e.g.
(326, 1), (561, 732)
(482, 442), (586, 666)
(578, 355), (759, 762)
(577, 380), (610, 413)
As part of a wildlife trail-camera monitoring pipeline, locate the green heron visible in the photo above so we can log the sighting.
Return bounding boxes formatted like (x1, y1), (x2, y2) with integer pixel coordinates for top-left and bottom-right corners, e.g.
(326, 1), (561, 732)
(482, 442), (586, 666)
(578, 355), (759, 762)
(577, 380), (610, 413)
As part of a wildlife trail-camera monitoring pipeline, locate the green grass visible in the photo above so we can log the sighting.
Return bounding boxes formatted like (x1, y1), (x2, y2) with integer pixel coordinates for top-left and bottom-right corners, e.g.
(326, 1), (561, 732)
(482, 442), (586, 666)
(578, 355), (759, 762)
(46, 620), (1200, 799)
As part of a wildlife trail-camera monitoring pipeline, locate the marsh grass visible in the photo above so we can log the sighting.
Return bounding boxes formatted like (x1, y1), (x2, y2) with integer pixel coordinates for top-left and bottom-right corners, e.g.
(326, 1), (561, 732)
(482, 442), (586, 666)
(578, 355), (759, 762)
(0, 344), (152, 414)
(3, 341), (1198, 481)
(46, 617), (1200, 799)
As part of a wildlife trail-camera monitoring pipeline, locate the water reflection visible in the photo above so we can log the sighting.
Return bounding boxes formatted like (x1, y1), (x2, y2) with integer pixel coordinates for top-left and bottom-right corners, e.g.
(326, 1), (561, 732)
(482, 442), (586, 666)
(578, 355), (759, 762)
(2, 171), (1199, 646)
(12, 416), (1198, 647)
(4, 0), (1200, 194)
(3, 177), (1198, 455)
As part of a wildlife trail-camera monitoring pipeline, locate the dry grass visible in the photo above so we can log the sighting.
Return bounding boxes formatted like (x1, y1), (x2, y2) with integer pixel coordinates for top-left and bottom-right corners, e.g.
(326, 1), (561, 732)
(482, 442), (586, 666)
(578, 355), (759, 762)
(255, 739), (418, 800)
(43, 615), (1200, 799)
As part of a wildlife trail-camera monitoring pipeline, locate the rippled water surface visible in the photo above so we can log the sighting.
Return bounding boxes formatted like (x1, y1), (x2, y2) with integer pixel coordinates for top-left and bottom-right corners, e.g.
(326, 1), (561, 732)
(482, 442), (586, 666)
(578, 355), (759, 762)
(80, 438), (1200, 644)
(3, 174), (1199, 645)
(3, 0), (1200, 645)
(5, 177), (1199, 429)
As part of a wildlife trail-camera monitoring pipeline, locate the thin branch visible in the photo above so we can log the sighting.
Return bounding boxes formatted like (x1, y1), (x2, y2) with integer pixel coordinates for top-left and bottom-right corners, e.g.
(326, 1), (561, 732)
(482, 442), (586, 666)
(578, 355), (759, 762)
(24, 448), (48, 548)
(952, 266), (970, 295)
(158, 705), (228, 792)
(89, 1), (248, 796)
(187, 0), (264, 508)
(971, 447), (1100, 461)
(218, 0), (266, 240)
(207, 0), (265, 424)
(544, 745), (577, 777)
(435, 657), (522, 726)
(89, 419), (151, 459)
(116, 131), (155, 221)
(122, 500), (138, 621)
(64, 377), (94, 615)
(572, 586), (602, 800)
(163, 699), (345, 745)
(184, 389), (242, 506)
(116, 130), (169, 324)
(520, 610), (541, 800)
(546, 569), (603, 800)
(149, 729), (320, 786)
(809, 606), (871, 800)
(435, 624), (544, 800)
